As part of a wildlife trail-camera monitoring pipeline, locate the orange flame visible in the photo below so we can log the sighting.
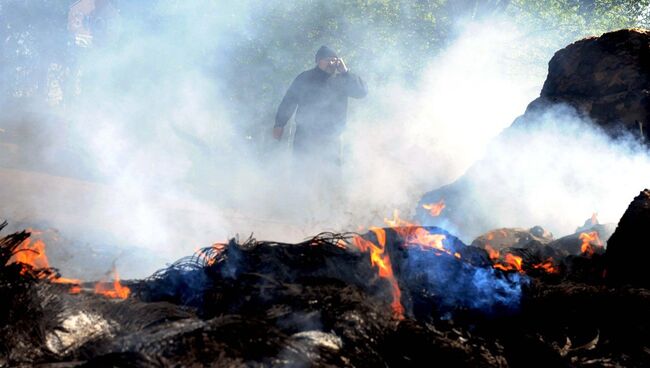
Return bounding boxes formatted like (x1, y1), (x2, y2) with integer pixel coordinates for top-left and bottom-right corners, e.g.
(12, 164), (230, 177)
(485, 245), (500, 260)
(422, 200), (446, 217)
(352, 228), (404, 318)
(94, 268), (131, 299)
(532, 258), (559, 274)
(384, 210), (450, 255)
(493, 253), (523, 273)
(195, 243), (227, 267)
(11, 232), (130, 299)
(486, 244), (557, 274)
(407, 230), (447, 253)
(579, 231), (602, 256)
(52, 276), (83, 285)
(12, 239), (49, 271)
(10, 237), (82, 290)
(384, 209), (411, 228)
(335, 239), (348, 249)
(353, 209), (462, 318)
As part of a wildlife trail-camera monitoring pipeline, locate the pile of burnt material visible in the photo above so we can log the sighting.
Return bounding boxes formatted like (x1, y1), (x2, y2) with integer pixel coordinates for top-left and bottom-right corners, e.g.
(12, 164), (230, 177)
(1, 191), (649, 367)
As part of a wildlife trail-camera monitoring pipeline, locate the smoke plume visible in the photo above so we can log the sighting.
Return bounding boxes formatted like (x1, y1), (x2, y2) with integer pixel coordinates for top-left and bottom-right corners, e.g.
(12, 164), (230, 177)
(1, 2), (647, 278)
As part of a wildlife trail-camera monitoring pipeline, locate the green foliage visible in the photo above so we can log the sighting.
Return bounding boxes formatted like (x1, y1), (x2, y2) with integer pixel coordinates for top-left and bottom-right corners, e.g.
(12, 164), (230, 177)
(497, 0), (650, 79)
(511, 0), (649, 33)
(508, 0), (650, 50)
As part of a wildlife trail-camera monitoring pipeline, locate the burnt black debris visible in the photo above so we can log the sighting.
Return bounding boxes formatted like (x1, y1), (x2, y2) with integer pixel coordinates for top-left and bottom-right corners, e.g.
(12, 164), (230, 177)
(1, 222), (649, 367)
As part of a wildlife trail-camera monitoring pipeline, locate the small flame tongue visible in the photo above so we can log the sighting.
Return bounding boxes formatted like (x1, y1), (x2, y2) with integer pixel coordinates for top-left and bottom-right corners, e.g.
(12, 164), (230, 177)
(579, 231), (603, 256)
(422, 200), (446, 217)
(494, 253), (523, 273)
(485, 245), (523, 273)
(94, 267), (131, 299)
(351, 210), (456, 319)
(352, 228), (404, 318)
(384, 210), (448, 254)
(532, 258), (558, 274)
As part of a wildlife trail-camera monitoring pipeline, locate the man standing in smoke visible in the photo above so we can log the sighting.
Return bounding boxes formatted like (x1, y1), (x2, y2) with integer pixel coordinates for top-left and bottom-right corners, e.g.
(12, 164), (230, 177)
(273, 45), (367, 155)
(273, 46), (367, 217)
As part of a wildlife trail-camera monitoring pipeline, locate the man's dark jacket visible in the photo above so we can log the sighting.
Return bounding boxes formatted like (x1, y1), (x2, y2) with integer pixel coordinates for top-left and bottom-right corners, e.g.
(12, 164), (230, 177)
(275, 67), (367, 154)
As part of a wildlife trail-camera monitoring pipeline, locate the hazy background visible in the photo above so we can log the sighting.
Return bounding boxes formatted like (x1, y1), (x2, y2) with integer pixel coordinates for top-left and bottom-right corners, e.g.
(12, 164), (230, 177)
(1, 0), (649, 278)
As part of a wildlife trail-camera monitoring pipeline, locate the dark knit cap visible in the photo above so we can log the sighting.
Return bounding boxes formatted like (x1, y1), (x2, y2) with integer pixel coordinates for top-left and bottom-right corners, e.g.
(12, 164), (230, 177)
(315, 45), (337, 62)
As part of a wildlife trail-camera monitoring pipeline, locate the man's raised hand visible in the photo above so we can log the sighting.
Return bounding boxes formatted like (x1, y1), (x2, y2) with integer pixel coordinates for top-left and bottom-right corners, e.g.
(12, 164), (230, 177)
(336, 58), (348, 73)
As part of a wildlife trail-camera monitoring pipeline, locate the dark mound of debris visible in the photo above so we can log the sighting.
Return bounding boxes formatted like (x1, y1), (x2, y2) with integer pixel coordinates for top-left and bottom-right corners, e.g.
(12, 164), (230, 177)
(1, 219), (649, 367)
(606, 189), (650, 288)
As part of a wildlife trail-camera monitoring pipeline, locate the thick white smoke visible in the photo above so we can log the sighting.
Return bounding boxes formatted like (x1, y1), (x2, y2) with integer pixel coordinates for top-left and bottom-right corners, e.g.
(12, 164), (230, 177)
(341, 20), (542, 224)
(460, 106), (650, 239)
(1, 3), (648, 279)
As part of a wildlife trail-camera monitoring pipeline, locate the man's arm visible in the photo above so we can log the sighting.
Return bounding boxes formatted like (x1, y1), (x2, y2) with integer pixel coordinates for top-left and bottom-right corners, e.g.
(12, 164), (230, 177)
(274, 77), (300, 136)
(340, 72), (368, 98)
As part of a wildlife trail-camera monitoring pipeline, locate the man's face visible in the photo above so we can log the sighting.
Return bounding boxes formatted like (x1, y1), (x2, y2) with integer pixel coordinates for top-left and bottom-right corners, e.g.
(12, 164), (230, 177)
(318, 57), (338, 74)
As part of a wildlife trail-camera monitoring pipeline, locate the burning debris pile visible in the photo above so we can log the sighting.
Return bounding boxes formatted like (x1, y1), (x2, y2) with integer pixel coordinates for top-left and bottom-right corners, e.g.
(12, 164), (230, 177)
(1, 189), (649, 367)
(2, 26), (650, 367)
